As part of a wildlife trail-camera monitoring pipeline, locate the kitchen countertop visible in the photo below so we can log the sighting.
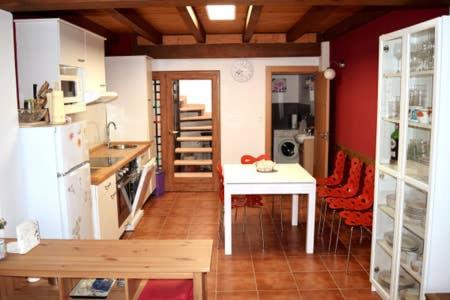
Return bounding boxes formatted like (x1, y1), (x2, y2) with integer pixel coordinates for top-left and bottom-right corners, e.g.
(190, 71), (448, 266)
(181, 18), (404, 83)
(89, 141), (152, 185)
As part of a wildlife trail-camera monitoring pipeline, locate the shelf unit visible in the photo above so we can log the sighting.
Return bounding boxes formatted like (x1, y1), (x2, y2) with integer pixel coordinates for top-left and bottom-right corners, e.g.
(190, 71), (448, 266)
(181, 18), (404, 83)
(371, 16), (450, 300)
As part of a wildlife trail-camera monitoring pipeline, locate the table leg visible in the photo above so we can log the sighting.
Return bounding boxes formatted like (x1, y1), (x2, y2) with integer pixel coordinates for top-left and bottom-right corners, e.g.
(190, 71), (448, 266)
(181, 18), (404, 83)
(193, 272), (206, 300)
(291, 194), (299, 226)
(306, 189), (316, 254)
(224, 188), (232, 255)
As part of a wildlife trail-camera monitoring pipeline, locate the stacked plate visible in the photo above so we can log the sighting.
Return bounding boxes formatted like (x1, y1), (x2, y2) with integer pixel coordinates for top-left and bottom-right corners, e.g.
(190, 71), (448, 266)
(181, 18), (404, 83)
(378, 270), (415, 290)
(384, 231), (421, 252)
(404, 201), (427, 225)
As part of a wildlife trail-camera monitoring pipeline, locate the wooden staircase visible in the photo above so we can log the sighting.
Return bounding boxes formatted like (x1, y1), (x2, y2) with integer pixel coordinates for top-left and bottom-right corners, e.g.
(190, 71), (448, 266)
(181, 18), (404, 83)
(174, 99), (213, 178)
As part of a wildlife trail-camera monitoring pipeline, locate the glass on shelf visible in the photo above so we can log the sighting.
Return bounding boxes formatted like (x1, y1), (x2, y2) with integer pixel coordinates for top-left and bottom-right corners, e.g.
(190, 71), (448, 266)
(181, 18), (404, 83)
(405, 127), (430, 184)
(382, 38), (403, 75)
(410, 28), (435, 73)
(403, 184), (427, 239)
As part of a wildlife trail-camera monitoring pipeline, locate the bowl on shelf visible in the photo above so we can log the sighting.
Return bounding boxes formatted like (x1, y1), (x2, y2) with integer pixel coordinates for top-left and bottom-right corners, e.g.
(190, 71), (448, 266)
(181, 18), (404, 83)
(18, 108), (47, 123)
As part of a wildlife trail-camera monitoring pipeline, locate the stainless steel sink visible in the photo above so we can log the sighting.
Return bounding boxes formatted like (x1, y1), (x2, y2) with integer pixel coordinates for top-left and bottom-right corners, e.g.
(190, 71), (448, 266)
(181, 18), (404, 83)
(108, 144), (138, 150)
(90, 156), (122, 168)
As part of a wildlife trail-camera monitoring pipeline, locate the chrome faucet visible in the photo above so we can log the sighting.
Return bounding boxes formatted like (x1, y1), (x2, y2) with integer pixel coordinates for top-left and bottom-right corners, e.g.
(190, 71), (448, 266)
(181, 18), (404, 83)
(106, 121), (117, 148)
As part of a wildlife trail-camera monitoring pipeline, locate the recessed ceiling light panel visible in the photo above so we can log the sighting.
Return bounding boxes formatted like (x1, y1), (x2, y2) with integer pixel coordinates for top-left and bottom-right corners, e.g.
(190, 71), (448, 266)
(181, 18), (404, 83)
(206, 5), (236, 21)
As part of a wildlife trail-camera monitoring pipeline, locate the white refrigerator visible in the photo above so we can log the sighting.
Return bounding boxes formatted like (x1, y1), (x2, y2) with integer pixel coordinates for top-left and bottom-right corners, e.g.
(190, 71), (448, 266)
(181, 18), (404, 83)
(19, 122), (93, 239)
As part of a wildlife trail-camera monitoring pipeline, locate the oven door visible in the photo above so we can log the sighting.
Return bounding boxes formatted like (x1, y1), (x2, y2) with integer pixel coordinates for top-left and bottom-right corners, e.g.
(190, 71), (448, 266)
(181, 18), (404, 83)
(116, 174), (134, 228)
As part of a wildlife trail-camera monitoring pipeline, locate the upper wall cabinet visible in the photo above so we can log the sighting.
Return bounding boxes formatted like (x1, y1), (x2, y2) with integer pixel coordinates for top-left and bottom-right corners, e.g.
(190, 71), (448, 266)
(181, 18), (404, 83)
(85, 32), (107, 95)
(371, 16), (450, 300)
(59, 21), (86, 68)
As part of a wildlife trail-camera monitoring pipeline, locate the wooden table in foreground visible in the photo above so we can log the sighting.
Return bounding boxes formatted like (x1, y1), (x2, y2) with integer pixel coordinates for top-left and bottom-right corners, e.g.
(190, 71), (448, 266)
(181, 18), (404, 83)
(223, 163), (316, 255)
(0, 239), (213, 300)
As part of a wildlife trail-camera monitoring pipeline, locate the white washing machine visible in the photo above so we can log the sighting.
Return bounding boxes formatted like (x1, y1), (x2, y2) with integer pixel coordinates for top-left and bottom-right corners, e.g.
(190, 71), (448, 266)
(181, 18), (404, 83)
(273, 129), (299, 163)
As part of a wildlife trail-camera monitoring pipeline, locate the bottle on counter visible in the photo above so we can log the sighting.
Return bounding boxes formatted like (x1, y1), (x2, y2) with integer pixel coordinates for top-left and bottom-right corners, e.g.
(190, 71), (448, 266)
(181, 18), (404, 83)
(390, 125), (399, 162)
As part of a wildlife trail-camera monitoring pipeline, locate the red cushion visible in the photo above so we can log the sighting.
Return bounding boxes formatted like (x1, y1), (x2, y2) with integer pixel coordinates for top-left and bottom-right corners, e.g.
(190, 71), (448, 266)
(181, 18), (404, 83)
(139, 279), (193, 300)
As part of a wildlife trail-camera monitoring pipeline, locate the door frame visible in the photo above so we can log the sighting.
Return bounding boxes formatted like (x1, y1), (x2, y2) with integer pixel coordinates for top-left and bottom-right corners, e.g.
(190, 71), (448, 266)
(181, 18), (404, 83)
(265, 66), (319, 157)
(153, 70), (221, 192)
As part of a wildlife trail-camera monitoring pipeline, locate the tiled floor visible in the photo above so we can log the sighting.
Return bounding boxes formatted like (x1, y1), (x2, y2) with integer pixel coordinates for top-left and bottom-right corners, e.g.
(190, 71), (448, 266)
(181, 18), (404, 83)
(126, 192), (380, 300)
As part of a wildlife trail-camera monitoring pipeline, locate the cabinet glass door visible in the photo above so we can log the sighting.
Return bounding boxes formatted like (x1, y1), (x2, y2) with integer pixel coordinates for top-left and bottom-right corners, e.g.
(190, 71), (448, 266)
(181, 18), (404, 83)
(395, 183), (427, 299)
(379, 38), (403, 172)
(405, 28), (435, 185)
(373, 171), (398, 296)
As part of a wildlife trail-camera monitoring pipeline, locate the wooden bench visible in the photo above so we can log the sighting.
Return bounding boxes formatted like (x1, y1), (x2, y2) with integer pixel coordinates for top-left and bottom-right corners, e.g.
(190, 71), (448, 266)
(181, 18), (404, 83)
(0, 239), (213, 300)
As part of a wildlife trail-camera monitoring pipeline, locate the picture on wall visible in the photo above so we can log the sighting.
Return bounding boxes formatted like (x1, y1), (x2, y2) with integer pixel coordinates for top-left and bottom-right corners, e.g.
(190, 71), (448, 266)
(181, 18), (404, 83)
(272, 78), (287, 93)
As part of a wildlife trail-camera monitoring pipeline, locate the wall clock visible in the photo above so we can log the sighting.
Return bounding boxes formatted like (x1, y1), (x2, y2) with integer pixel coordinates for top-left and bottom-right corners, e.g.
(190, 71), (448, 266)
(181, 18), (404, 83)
(231, 59), (254, 82)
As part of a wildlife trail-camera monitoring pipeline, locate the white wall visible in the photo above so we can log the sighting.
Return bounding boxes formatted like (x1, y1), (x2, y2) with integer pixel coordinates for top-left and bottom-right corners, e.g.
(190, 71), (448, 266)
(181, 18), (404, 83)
(0, 10), (25, 237)
(152, 57), (319, 163)
(71, 103), (107, 148)
(179, 80), (212, 113)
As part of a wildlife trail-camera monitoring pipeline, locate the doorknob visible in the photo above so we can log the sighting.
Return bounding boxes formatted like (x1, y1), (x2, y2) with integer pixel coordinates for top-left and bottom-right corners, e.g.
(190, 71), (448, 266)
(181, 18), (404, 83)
(320, 132), (329, 140)
(171, 130), (179, 135)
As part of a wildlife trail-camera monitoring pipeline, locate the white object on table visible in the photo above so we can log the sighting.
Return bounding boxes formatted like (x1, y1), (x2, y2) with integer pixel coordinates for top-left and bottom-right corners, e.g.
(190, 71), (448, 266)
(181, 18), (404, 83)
(222, 163), (316, 255)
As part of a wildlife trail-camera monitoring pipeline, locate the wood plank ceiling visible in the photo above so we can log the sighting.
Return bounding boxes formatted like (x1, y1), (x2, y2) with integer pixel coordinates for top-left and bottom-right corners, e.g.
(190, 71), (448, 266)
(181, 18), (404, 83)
(4, 0), (447, 58)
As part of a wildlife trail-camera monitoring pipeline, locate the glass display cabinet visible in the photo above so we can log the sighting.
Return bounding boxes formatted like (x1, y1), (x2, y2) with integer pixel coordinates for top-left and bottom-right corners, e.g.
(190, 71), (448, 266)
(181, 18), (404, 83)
(371, 16), (450, 300)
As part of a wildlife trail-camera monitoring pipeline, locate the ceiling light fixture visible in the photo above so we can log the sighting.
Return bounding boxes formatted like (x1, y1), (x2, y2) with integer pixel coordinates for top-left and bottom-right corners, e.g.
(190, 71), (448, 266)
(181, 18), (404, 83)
(324, 61), (345, 80)
(206, 5), (236, 21)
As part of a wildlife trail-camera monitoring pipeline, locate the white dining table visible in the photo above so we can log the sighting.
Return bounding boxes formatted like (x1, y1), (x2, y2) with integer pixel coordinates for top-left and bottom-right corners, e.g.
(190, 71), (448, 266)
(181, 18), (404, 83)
(222, 163), (316, 255)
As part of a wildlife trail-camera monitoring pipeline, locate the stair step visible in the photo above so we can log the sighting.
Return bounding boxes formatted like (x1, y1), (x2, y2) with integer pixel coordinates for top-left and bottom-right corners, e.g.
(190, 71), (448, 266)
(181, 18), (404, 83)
(174, 159), (212, 166)
(177, 136), (212, 142)
(175, 147), (212, 153)
(180, 114), (212, 122)
(180, 104), (205, 112)
(174, 172), (213, 178)
(180, 125), (212, 131)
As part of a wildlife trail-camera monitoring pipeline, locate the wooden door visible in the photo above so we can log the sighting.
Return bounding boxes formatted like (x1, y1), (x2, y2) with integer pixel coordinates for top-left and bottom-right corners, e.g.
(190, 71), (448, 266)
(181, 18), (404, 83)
(313, 72), (330, 177)
(155, 71), (220, 192)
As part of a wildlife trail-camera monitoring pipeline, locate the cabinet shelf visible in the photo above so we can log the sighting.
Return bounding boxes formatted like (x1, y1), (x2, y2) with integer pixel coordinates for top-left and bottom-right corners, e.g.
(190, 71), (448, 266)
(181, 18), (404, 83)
(382, 117), (432, 130)
(410, 70), (434, 77)
(379, 205), (425, 239)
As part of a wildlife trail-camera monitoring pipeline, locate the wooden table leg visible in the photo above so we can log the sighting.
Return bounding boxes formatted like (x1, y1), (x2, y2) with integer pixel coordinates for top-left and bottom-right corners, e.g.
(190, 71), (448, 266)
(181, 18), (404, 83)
(125, 279), (145, 300)
(193, 272), (206, 300)
(0, 277), (14, 300)
(57, 278), (74, 300)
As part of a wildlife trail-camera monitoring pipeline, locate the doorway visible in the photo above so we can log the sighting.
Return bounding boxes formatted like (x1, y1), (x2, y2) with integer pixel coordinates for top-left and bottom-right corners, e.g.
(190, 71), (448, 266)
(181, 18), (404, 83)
(153, 71), (220, 192)
(265, 66), (330, 177)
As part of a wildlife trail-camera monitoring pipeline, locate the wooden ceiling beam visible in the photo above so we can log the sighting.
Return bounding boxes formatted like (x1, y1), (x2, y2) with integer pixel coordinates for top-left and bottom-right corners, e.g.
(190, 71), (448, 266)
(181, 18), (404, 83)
(108, 8), (162, 44)
(134, 42), (320, 59)
(286, 6), (337, 42)
(243, 5), (263, 43)
(2, 0), (448, 12)
(322, 6), (390, 41)
(176, 6), (206, 43)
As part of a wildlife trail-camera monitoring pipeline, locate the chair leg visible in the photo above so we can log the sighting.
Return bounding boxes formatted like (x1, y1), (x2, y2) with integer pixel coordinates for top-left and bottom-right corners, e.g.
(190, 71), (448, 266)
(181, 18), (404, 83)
(259, 207), (265, 250)
(280, 199), (284, 232)
(317, 198), (325, 234)
(271, 196), (275, 218)
(321, 204), (328, 236)
(328, 210), (336, 251)
(217, 208), (224, 249)
(346, 226), (354, 274)
(359, 226), (364, 243)
(235, 207), (238, 222)
(334, 216), (342, 253)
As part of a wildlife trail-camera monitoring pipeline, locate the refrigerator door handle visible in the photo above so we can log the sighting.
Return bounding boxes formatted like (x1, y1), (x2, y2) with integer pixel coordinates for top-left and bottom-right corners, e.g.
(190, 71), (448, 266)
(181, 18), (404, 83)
(57, 161), (89, 177)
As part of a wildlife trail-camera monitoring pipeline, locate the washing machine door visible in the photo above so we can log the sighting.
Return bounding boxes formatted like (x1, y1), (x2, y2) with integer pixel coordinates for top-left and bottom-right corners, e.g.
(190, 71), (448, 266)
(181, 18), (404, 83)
(280, 141), (297, 157)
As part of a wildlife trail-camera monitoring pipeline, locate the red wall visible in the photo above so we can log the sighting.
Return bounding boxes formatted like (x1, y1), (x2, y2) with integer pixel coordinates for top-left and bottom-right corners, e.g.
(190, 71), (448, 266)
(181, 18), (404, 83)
(330, 8), (448, 159)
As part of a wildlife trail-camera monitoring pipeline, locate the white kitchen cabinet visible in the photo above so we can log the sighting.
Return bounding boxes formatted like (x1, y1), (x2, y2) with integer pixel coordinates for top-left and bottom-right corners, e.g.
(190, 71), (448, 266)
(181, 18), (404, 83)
(59, 21), (86, 68)
(371, 16), (450, 300)
(84, 31), (106, 98)
(91, 174), (121, 240)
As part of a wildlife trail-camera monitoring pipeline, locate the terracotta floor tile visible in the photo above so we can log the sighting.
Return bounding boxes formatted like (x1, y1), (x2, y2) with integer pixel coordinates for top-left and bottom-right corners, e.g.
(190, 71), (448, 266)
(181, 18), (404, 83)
(157, 233), (187, 239)
(216, 291), (258, 300)
(217, 258), (254, 274)
(253, 257), (290, 273)
(340, 289), (381, 300)
(191, 214), (219, 224)
(160, 223), (189, 235)
(189, 223), (218, 235)
(206, 272), (216, 291)
(216, 273), (256, 291)
(294, 271), (337, 290)
(353, 254), (371, 271)
(330, 271), (371, 289)
(207, 291), (216, 300)
(287, 255), (327, 272)
(259, 290), (301, 300)
(320, 255), (363, 271)
(255, 273), (297, 290)
(299, 290), (343, 300)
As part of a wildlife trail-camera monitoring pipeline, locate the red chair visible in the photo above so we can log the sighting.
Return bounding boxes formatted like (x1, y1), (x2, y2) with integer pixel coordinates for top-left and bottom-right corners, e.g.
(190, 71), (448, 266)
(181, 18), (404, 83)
(316, 150), (347, 186)
(317, 158), (363, 236)
(139, 279), (193, 300)
(325, 164), (374, 251)
(217, 163), (265, 249)
(334, 211), (373, 273)
(240, 154), (270, 164)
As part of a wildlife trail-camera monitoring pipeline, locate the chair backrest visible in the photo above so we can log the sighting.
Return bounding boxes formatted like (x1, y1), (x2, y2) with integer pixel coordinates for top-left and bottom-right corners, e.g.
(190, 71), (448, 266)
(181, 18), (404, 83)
(329, 150), (347, 185)
(240, 154), (270, 164)
(343, 157), (363, 195)
(350, 164), (375, 210)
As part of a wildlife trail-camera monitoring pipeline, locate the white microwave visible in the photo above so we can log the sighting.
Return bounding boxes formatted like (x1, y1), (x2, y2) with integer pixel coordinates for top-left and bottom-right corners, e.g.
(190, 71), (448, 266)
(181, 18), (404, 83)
(59, 65), (83, 104)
